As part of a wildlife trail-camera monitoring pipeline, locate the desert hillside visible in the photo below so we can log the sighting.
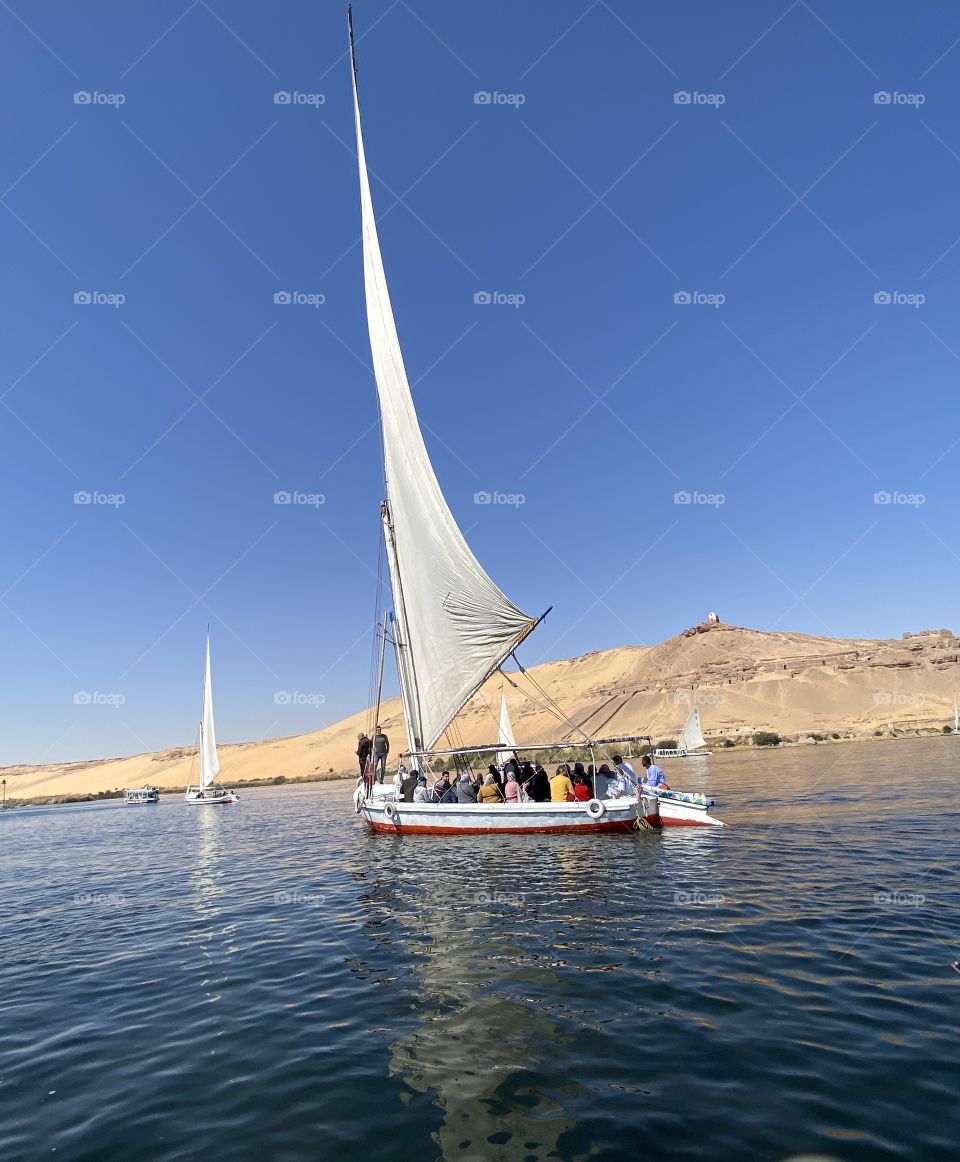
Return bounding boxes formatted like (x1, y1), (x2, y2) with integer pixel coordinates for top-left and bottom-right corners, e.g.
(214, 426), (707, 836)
(5, 621), (959, 800)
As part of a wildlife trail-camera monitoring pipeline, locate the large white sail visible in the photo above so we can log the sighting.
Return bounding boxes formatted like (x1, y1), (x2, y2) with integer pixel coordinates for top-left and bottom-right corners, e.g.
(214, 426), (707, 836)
(678, 704), (706, 753)
(199, 635), (220, 788)
(349, 28), (537, 750)
(495, 691), (518, 768)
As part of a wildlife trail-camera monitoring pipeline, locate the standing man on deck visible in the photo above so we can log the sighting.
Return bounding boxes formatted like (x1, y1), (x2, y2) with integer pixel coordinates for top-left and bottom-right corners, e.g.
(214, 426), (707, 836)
(357, 731), (372, 778)
(373, 725), (389, 782)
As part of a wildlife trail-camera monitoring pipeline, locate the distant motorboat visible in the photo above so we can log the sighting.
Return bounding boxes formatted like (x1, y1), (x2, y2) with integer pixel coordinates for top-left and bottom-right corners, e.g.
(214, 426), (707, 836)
(184, 635), (239, 805)
(125, 786), (159, 804)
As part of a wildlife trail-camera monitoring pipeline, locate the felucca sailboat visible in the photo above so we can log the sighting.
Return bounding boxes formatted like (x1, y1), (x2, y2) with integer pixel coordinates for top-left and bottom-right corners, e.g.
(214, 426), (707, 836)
(346, 10), (720, 832)
(656, 704), (712, 758)
(184, 635), (238, 805)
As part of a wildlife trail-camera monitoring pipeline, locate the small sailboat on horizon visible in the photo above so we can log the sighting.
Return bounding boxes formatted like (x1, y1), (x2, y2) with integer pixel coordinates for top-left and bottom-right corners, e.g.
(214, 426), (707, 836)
(655, 703), (713, 758)
(184, 635), (238, 805)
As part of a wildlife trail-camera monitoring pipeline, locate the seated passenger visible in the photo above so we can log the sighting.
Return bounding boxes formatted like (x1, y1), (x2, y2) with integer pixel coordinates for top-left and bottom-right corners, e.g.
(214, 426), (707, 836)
(549, 764), (575, 802)
(524, 764), (550, 802)
(572, 772), (592, 801)
(432, 771), (452, 801)
(400, 769), (419, 802)
(595, 764), (613, 798)
(640, 754), (670, 790)
(504, 770), (521, 802)
(413, 774), (431, 803)
(487, 763), (504, 788)
(478, 773), (504, 803)
(439, 778), (459, 804)
(455, 773), (478, 803)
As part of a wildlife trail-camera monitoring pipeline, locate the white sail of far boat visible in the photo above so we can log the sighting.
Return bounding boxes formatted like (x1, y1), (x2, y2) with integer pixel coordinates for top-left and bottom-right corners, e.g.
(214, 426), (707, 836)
(184, 635), (238, 804)
(494, 692), (518, 769)
(346, 8), (721, 831)
(678, 705), (708, 754)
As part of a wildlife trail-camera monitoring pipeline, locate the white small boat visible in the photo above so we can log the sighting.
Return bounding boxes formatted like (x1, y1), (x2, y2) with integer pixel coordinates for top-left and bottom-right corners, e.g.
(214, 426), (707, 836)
(125, 786), (159, 804)
(655, 705), (713, 758)
(184, 635), (238, 805)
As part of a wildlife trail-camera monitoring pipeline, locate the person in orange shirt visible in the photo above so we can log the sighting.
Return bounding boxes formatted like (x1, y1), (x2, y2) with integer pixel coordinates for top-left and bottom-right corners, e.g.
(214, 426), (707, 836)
(549, 764), (575, 802)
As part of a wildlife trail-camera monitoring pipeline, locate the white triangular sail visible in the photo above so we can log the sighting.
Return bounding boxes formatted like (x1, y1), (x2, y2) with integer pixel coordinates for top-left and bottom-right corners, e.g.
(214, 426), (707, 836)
(349, 27), (537, 751)
(678, 704), (706, 753)
(495, 691), (518, 768)
(199, 635), (220, 789)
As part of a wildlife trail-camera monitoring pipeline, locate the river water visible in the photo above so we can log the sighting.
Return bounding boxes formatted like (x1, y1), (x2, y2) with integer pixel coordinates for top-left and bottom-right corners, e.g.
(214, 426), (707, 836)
(2, 738), (958, 1161)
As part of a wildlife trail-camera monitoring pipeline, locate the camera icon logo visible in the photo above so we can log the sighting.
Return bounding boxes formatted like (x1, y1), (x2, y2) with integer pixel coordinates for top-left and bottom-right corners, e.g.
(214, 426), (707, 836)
(474, 291), (492, 305)
(274, 291), (292, 305)
(474, 490), (492, 504)
(473, 91), (492, 105)
(673, 490), (692, 504)
(274, 691), (292, 705)
(673, 291), (691, 304)
(273, 490), (292, 505)
(73, 91), (91, 105)
(273, 91), (292, 105)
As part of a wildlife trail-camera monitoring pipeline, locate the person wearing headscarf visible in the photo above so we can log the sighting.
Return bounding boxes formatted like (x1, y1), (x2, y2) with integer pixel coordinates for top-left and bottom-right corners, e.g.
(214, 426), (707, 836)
(455, 772), (478, 803)
(504, 769), (522, 802)
(595, 764), (613, 799)
(488, 763), (503, 788)
(526, 764), (550, 803)
(478, 771), (504, 803)
(572, 771), (592, 801)
(413, 773), (432, 803)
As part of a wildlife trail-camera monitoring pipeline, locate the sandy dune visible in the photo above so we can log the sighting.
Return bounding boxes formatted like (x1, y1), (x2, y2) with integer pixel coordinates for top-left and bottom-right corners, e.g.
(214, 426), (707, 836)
(5, 621), (958, 800)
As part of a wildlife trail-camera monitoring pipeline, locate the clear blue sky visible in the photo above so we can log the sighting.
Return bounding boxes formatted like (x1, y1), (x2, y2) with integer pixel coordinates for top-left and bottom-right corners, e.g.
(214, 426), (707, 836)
(2, 0), (958, 764)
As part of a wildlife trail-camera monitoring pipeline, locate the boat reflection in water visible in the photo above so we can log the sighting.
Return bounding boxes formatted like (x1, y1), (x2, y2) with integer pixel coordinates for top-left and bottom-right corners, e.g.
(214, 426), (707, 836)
(361, 839), (643, 1161)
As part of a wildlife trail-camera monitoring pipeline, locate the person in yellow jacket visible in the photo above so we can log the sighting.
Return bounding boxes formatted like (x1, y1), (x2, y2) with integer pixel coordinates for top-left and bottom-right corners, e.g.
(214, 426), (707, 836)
(477, 772), (504, 803)
(549, 764), (575, 802)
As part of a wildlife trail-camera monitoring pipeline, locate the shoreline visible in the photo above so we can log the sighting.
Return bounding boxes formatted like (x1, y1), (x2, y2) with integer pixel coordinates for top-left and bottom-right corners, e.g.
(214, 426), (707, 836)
(2, 729), (951, 809)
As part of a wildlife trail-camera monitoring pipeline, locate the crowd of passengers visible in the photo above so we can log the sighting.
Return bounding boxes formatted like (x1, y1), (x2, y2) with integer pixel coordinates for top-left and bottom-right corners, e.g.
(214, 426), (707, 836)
(389, 755), (669, 804)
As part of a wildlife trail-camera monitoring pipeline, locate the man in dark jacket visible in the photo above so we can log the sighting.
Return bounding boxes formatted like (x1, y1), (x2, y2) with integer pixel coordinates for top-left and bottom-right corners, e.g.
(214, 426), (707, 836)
(356, 732), (372, 777)
(400, 768), (419, 803)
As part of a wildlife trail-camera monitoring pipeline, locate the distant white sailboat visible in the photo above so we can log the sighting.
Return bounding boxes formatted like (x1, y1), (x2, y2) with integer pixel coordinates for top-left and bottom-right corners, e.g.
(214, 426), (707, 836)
(655, 704), (712, 758)
(494, 692), (518, 769)
(184, 635), (238, 805)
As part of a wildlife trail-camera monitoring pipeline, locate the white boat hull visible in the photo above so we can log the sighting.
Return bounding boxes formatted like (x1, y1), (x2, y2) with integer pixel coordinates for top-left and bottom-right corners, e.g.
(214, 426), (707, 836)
(656, 794), (724, 827)
(184, 786), (238, 805)
(357, 794), (658, 835)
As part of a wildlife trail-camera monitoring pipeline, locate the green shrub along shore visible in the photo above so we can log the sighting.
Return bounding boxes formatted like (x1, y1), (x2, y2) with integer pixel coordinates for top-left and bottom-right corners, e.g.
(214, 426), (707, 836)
(3, 726), (956, 808)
